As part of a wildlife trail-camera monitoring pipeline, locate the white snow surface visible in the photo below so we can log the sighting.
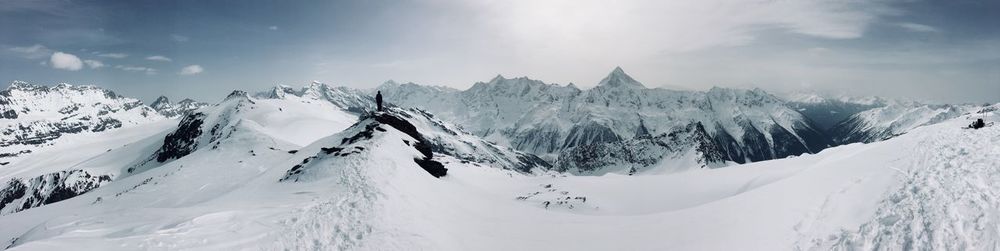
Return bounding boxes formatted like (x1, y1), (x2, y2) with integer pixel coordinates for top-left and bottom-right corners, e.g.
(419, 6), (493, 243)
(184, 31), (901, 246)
(1, 100), (998, 250)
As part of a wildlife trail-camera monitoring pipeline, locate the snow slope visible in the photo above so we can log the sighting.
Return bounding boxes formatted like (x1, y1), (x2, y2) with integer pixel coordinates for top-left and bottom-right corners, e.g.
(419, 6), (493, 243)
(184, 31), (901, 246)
(2, 97), (997, 249)
(828, 103), (978, 144)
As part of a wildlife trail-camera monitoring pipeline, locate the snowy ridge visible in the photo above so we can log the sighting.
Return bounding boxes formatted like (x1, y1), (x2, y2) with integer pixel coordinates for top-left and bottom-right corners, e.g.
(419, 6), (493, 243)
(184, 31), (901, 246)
(0, 86), (360, 217)
(0, 81), (163, 164)
(136, 89), (361, 173)
(285, 107), (549, 178)
(828, 103), (976, 144)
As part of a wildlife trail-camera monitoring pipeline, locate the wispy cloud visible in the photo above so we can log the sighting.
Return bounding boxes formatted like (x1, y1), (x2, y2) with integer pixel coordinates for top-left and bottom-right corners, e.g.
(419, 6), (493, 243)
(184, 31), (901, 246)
(146, 55), (173, 62)
(171, 34), (190, 42)
(115, 65), (157, 75)
(83, 59), (104, 69)
(179, 65), (203, 75)
(897, 22), (938, 32)
(8, 44), (53, 59)
(269, 26), (278, 30)
(50, 52), (83, 71)
(97, 52), (128, 58)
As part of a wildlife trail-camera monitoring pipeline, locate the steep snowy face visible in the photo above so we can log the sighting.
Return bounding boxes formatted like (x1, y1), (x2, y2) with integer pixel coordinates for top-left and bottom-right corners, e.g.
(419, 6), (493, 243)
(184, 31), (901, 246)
(828, 103), (977, 144)
(0, 81), (163, 163)
(149, 96), (209, 118)
(378, 68), (830, 174)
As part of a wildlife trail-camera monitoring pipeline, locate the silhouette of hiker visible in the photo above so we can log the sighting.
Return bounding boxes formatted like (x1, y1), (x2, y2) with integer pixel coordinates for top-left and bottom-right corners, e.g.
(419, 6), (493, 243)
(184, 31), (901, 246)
(376, 91), (383, 112)
(972, 118), (985, 129)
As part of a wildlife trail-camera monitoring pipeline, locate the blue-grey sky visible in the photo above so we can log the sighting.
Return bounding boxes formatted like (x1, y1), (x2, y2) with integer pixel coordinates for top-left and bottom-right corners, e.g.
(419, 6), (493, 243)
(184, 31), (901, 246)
(1, 0), (998, 103)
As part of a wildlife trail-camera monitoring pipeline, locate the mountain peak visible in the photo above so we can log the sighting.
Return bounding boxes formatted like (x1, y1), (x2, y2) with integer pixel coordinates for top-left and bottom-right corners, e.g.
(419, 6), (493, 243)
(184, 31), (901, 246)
(490, 74), (507, 83)
(151, 96), (171, 109)
(611, 66), (625, 75)
(8, 81), (45, 91)
(597, 67), (645, 88)
(225, 90), (250, 101)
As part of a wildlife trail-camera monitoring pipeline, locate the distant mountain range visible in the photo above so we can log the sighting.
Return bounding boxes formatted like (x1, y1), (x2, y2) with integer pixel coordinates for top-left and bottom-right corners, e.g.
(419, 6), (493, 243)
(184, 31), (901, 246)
(376, 67), (983, 174)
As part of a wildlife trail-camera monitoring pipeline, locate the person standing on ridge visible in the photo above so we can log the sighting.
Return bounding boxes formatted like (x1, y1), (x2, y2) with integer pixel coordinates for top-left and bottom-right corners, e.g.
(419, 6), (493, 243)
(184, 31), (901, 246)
(376, 90), (383, 112)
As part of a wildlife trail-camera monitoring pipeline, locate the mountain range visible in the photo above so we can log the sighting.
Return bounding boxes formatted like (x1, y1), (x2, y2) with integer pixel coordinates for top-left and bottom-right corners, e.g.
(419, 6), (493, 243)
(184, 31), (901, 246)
(377, 67), (981, 174)
(0, 70), (995, 249)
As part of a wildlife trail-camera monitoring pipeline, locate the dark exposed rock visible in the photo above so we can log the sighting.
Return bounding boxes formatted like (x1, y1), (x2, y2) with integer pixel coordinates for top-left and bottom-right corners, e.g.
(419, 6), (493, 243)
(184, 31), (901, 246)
(374, 112), (447, 177)
(155, 113), (206, 163)
(0, 170), (112, 215)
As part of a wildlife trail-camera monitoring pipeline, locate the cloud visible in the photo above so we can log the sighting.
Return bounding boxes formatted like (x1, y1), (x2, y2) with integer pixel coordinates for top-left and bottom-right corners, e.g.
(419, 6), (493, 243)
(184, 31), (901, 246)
(83, 59), (104, 69)
(115, 65), (157, 75)
(179, 65), (203, 75)
(97, 53), (128, 58)
(8, 44), (53, 59)
(50, 52), (83, 71)
(171, 34), (190, 42)
(897, 22), (938, 32)
(146, 55), (173, 62)
(269, 26), (278, 30)
(449, 0), (899, 57)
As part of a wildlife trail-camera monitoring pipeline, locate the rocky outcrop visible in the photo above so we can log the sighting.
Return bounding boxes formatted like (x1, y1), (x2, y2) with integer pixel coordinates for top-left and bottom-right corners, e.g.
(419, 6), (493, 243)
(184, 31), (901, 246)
(0, 170), (112, 215)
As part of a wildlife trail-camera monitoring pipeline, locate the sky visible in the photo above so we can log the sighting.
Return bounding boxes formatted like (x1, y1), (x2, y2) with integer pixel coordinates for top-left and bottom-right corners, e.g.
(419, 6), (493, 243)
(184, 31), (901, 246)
(1, 0), (998, 104)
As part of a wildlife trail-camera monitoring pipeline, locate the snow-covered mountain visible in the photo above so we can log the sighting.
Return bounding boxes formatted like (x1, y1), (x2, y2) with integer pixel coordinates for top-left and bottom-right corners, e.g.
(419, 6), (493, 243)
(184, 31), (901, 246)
(0, 81), (164, 164)
(378, 67), (830, 174)
(149, 96), (209, 118)
(828, 102), (977, 144)
(257, 81), (375, 114)
(0, 81), (552, 216)
(0, 84), (362, 215)
(781, 92), (890, 130)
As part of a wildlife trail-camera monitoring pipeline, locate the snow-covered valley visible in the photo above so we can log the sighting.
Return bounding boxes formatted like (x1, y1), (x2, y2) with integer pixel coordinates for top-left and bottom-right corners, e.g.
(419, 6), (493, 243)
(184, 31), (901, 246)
(0, 80), (997, 250)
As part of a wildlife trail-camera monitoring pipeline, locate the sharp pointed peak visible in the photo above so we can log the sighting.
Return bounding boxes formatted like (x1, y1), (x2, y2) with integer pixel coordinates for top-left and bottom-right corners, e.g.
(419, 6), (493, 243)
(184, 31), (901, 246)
(611, 66), (625, 74)
(490, 74), (507, 82)
(598, 66), (645, 88)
